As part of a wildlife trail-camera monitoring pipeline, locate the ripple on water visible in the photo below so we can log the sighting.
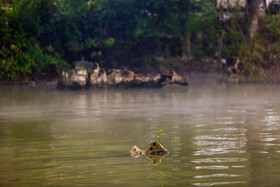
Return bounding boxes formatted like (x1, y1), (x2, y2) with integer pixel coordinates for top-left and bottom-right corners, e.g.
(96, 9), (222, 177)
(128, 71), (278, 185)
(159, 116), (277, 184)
(193, 173), (243, 179)
(191, 158), (248, 164)
(191, 181), (247, 186)
(190, 120), (249, 186)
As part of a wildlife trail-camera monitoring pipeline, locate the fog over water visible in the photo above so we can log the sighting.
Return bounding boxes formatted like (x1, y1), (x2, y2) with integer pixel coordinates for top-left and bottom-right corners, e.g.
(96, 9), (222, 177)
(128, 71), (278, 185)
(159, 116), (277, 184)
(1, 77), (280, 186)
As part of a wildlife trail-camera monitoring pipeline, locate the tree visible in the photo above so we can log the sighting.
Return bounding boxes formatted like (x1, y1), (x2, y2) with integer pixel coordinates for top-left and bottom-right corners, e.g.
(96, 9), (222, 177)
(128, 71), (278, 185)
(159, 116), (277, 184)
(247, 0), (265, 39)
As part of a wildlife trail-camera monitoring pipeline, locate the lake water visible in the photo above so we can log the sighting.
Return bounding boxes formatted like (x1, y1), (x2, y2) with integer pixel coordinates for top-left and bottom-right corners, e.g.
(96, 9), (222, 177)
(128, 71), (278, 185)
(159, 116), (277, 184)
(1, 77), (280, 186)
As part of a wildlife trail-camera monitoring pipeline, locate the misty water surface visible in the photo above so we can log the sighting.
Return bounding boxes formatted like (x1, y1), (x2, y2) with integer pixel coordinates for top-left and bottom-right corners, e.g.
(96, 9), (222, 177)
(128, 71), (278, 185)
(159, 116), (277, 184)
(1, 77), (280, 186)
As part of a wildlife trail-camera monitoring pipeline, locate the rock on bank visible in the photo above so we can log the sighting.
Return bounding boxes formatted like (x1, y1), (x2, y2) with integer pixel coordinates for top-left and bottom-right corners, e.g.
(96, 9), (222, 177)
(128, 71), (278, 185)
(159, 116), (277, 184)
(57, 61), (189, 89)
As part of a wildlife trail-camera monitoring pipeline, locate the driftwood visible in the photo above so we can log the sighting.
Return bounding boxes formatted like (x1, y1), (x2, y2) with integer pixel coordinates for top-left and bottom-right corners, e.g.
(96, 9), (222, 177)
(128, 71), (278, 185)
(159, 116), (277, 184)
(129, 140), (169, 165)
(57, 61), (188, 89)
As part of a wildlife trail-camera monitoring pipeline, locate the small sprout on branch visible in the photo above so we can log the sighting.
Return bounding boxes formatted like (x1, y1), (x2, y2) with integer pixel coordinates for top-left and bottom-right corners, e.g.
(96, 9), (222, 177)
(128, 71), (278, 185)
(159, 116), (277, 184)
(154, 129), (165, 139)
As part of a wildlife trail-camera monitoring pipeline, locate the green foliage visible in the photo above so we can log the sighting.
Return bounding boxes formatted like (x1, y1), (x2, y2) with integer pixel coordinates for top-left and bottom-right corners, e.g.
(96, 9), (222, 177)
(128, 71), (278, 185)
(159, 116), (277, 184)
(0, 0), (84, 80)
(154, 129), (165, 139)
(2, 0), (262, 80)
(0, 28), (35, 80)
(217, 9), (280, 80)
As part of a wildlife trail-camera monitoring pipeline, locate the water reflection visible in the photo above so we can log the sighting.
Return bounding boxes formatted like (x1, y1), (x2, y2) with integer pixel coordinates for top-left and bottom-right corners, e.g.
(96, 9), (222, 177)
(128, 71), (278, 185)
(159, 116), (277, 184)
(147, 154), (168, 166)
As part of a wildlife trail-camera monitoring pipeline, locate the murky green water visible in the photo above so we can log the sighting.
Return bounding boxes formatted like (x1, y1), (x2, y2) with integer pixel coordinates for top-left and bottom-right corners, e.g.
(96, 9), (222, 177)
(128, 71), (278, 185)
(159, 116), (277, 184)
(1, 78), (280, 186)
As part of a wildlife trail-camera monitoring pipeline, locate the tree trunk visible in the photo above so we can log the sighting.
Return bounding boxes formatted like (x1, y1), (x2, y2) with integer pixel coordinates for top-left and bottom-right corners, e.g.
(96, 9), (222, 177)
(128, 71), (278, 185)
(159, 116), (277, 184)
(182, 0), (192, 60)
(247, 0), (263, 39)
(185, 32), (192, 60)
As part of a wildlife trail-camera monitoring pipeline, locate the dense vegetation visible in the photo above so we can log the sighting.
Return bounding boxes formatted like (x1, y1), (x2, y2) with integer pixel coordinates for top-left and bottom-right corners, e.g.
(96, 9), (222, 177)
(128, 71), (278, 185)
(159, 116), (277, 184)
(0, 0), (280, 82)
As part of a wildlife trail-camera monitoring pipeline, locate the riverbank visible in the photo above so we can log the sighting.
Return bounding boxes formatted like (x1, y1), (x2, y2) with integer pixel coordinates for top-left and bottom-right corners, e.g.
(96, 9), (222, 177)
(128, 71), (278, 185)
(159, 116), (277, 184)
(2, 58), (280, 88)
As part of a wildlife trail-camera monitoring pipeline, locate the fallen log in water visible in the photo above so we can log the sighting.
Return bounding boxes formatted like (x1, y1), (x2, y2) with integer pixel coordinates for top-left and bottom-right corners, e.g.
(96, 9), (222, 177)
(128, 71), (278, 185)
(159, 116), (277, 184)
(57, 61), (188, 89)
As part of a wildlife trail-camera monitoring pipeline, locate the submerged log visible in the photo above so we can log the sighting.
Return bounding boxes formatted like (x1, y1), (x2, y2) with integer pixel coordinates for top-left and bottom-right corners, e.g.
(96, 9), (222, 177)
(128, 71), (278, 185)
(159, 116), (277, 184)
(57, 61), (188, 89)
(129, 146), (145, 158)
(145, 140), (169, 155)
(129, 140), (169, 165)
(129, 140), (169, 157)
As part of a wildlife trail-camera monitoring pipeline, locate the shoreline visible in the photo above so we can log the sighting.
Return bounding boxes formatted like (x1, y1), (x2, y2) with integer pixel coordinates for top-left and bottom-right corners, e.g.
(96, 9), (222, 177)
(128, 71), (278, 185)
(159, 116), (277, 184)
(1, 58), (280, 88)
(2, 72), (280, 89)
(0, 79), (58, 88)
